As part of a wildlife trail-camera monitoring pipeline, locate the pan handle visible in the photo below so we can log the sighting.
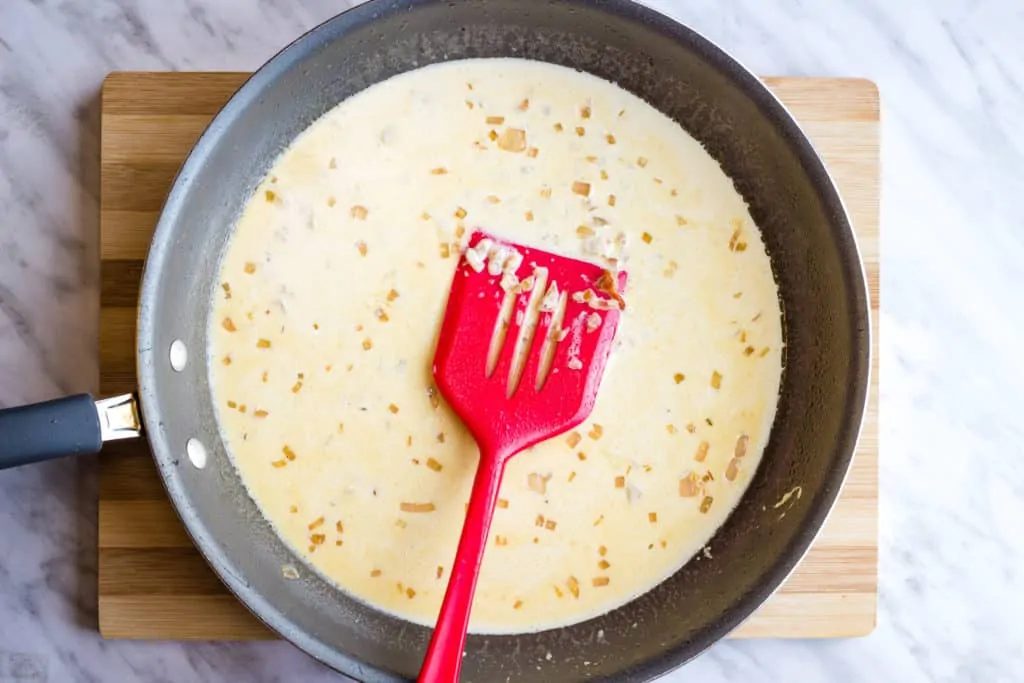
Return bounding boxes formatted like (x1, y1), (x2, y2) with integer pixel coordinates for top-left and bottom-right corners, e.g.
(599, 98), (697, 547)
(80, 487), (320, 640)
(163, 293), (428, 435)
(0, 393), (141, 470)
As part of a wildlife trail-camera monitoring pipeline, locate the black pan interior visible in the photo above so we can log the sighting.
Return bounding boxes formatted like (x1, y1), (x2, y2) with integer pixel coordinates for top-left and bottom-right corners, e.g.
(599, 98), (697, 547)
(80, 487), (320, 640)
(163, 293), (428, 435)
(136, 1), (870, 681)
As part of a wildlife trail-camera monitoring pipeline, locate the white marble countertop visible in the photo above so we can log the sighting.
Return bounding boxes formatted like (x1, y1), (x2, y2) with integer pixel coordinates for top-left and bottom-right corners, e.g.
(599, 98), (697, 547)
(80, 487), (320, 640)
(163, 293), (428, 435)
(1, 0), (1021, 681)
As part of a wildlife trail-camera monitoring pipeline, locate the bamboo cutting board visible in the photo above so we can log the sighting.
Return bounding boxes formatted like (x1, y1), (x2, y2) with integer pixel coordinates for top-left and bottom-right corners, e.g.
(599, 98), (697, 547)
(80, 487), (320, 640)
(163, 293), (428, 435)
(99, 72), (880, 640)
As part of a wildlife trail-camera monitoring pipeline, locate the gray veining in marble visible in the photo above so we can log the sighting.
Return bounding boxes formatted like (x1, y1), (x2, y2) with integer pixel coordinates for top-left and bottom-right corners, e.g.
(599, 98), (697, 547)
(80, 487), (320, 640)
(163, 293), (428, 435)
(1, 0), (1022, 681)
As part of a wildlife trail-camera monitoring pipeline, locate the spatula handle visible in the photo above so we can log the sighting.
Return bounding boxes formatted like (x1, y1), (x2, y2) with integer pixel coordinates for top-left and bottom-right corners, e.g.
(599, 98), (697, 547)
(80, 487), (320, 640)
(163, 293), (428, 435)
(418, 449), (506, 683)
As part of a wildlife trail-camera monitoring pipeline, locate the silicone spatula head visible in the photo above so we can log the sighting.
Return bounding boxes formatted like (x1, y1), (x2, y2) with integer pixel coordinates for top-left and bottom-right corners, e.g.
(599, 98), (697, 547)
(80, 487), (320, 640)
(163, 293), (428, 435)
(433, 230), (627, 460)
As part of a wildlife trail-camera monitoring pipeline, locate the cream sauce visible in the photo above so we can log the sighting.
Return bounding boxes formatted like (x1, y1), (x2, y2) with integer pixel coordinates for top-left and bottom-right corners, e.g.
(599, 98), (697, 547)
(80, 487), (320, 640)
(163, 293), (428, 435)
(209, 58), (783, 634)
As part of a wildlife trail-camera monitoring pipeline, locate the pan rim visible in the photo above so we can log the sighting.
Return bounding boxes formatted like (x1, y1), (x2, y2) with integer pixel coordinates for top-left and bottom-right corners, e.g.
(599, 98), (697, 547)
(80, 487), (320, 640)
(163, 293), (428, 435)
(135, 0), (872, 680)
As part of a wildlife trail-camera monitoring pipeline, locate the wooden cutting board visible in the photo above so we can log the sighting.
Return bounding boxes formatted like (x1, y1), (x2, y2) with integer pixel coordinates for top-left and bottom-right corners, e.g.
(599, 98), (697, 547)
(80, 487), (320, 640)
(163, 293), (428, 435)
(98, 72), (880, 640)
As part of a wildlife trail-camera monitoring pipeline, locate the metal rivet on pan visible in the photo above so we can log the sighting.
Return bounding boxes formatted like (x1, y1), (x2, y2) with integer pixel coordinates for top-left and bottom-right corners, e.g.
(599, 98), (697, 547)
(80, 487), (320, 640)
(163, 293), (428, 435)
(186, 438), (207, 469)
(170, 339), (188, 371)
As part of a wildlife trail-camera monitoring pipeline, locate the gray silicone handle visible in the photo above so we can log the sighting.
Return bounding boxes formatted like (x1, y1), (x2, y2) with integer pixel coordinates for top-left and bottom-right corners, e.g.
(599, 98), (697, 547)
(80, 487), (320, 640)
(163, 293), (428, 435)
(0, 394), (103, 469)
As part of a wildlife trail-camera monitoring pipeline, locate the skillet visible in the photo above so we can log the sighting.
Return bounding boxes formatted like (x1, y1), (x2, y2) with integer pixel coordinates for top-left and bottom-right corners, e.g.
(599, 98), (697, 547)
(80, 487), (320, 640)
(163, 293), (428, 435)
(0, 1), (870, 680)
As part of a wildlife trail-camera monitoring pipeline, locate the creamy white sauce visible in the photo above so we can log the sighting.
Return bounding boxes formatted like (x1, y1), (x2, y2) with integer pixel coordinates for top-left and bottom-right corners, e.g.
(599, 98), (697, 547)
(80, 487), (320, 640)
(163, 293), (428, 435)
(209, 58), (783, 634)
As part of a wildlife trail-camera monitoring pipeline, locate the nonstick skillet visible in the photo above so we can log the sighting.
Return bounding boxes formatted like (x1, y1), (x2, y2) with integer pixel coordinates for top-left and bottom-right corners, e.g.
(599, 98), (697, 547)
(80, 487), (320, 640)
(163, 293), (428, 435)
(0, 1), (870, 680)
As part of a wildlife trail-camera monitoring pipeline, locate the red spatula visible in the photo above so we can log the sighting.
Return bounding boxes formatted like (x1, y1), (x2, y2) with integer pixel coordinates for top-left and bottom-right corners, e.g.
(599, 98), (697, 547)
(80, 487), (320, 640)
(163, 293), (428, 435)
(418, 230), (627, 683)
